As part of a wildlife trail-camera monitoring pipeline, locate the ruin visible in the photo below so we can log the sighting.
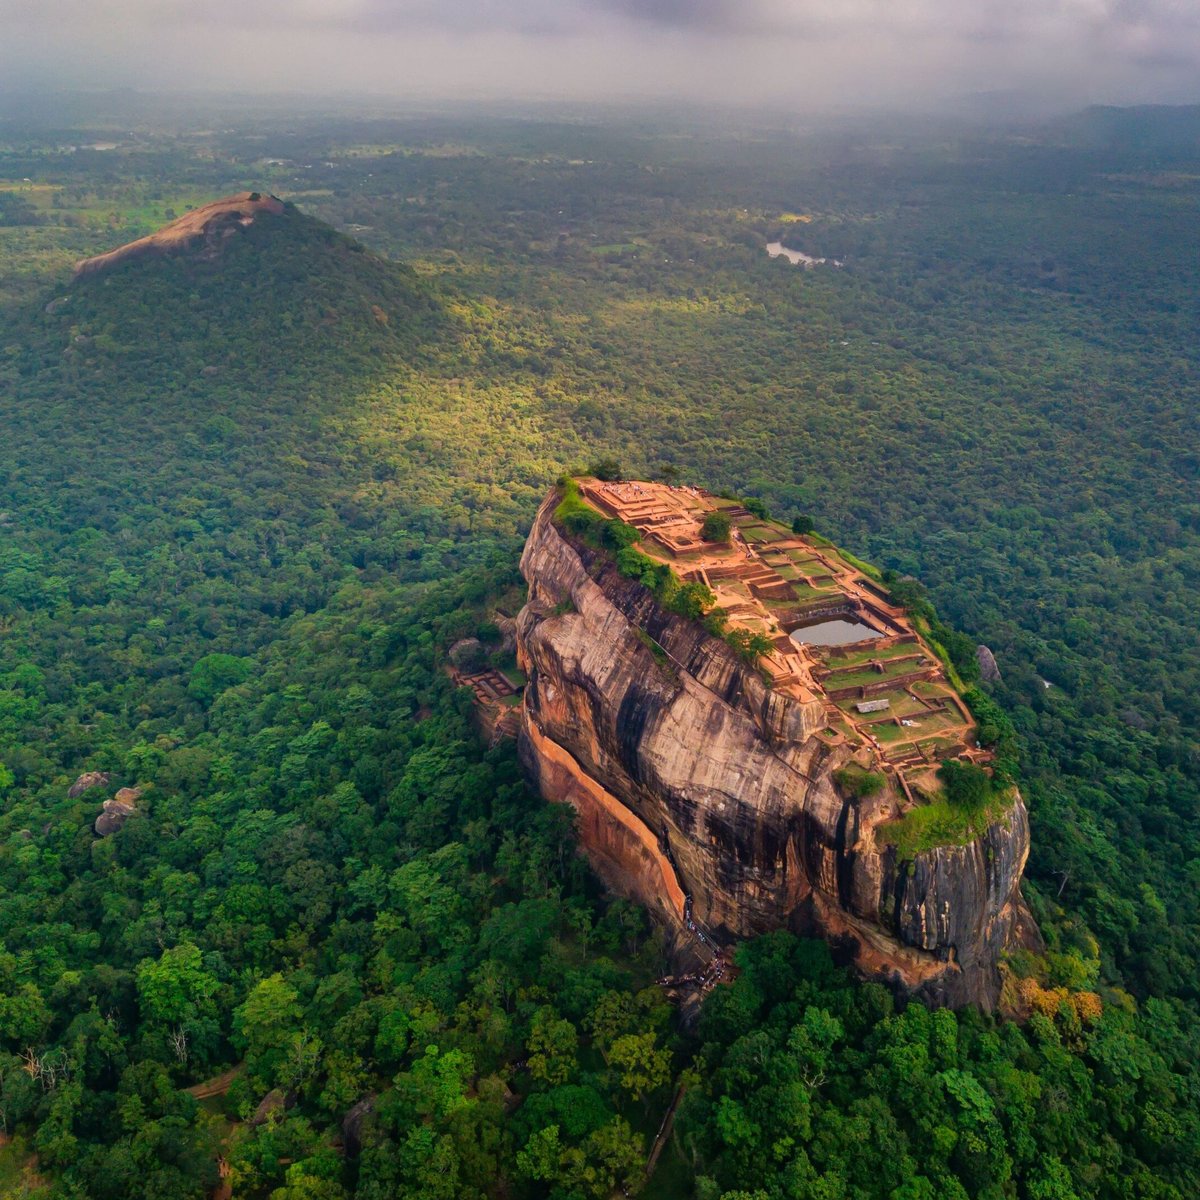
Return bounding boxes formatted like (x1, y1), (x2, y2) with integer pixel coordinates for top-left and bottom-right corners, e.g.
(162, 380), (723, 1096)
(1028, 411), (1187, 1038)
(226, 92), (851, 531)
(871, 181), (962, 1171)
(577, 478), (988, 800)
(448, 662), (526, 744)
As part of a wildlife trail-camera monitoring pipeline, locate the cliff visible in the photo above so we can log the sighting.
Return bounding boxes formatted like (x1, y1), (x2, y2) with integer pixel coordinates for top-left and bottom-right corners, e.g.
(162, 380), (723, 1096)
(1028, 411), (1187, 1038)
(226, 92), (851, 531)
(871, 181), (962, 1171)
(516, 489), (1038, 1008)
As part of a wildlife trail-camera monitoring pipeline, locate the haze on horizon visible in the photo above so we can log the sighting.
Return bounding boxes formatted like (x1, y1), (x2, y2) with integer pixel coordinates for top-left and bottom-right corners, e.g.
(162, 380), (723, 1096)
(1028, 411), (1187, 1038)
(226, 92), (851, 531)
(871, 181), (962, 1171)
(1, 0), (1198, 114)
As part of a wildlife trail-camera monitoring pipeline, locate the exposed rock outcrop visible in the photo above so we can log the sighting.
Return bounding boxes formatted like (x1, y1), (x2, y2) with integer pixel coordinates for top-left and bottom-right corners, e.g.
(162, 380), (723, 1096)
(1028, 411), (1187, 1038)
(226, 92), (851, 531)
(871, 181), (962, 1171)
(93, 787), (142, 837)
(516, 495), (1036, 1009)
(976, 645), (1002, 683)
(68, 770), (111, 799)
(342, 1095), (376, 1157)
(73, 192), (285, 279)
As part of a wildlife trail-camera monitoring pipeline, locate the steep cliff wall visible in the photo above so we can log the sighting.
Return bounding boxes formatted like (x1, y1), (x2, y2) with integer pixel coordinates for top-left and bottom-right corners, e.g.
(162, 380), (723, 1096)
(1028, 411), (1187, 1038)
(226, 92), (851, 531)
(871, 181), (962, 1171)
(516, 494), (1037, 1008)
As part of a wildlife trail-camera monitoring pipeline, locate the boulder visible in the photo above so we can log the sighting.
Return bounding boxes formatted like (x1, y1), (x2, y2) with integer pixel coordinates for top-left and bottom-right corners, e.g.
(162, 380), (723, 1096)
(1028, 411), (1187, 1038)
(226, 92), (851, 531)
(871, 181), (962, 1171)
(449, 637), (486, 672)
(493, 613), (519, 654)
(94, 787), (142, 837)
(976, 645), (1002, 683)
(342, 1095), (376, 1156)
(68, 771), (112, 799)
(249, 1088), (291, 1127)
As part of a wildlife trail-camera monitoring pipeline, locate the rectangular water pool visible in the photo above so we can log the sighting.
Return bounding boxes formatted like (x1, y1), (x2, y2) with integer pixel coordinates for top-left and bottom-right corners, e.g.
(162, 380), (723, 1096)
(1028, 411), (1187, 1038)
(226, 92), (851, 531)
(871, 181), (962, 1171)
(790, 619), (882, 648)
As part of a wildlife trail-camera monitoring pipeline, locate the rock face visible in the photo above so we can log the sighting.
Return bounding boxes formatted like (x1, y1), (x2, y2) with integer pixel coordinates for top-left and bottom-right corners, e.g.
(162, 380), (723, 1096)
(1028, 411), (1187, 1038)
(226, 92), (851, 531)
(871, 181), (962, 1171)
(516, 495), (1037, 1008)
(73, 192), (286, 279)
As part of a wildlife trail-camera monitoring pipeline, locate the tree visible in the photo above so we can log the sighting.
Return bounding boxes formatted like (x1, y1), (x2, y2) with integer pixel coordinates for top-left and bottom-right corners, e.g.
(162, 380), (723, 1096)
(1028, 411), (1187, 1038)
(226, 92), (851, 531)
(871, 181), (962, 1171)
(589, 457), (623, 481)
(234, 974), (306, 1089)
(187, 652), (253, 704)
(938, 760), (992, 808)
(608, 1032), (671, 1101)
(527, 1007), (578, 1087)
(701, 511), (732, 542)
(135, 943), (218, 1027)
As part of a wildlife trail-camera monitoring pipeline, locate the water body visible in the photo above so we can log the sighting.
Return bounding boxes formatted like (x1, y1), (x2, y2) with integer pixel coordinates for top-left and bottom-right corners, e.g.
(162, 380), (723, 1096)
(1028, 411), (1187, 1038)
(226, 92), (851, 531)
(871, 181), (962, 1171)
(791, 618), (882, 647)
(766, 241), (843, 268)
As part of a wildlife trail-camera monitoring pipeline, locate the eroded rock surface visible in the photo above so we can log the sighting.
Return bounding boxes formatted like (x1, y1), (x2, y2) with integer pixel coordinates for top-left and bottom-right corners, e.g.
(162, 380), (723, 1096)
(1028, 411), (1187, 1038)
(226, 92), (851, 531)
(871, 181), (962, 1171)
(516, 496), (1037, 1008)
(73, 192), (286, 278)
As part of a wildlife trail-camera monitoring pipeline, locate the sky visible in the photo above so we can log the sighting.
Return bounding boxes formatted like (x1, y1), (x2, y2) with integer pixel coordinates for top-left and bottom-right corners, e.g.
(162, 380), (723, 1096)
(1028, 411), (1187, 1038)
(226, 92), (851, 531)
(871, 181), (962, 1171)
(2, 0), (1198, 110)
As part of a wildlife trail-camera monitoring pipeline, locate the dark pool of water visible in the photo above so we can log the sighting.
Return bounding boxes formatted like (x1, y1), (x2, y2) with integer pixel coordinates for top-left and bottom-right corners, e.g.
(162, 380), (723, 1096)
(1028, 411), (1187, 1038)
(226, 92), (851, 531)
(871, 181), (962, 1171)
(790, 618), (882, 647)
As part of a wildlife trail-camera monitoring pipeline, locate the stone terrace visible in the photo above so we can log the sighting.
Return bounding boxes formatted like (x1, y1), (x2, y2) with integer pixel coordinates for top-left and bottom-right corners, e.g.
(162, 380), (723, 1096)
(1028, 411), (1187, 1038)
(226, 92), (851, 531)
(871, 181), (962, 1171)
(577, 478), (989, 796)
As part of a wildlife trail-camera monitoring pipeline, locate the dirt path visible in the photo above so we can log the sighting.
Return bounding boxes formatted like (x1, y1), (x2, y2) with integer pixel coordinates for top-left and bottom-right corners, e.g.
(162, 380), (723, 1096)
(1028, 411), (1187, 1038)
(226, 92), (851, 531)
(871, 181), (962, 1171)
(185, 1066), (242, 1100)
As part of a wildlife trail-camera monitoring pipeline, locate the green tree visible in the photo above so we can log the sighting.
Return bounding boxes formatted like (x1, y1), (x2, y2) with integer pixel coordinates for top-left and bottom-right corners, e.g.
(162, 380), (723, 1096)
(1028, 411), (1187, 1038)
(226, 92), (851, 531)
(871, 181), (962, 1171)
(701, 511), (732, 542)
(135, 943), (218, 1026)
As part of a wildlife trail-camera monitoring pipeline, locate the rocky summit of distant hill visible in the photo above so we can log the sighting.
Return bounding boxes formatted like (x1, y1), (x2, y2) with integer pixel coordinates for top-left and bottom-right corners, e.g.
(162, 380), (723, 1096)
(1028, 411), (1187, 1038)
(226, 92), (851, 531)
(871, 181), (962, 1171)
(73, 192), (287, 278)
(27, 192), (445, 380)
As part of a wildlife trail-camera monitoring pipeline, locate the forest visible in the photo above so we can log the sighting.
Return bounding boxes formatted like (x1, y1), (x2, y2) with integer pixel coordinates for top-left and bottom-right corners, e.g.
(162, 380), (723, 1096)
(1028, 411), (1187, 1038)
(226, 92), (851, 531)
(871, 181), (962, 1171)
(0, 99), (1197, 1198)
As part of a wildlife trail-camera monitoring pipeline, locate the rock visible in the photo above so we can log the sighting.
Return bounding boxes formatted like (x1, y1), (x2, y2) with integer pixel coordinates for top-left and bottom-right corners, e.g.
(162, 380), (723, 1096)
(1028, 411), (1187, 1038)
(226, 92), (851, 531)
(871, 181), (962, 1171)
(449, 637), (486, 672)
(249, 1088), (290, 1127)
(976, 645), (1001, 683)
(494, 613), (518, 655)
(342, 1095), (376, 1156)
(68, 770), (112, 799)
(93, 787), (142, 837)
(73, 192), (286, 279)
(515, 494), (1038, 1009)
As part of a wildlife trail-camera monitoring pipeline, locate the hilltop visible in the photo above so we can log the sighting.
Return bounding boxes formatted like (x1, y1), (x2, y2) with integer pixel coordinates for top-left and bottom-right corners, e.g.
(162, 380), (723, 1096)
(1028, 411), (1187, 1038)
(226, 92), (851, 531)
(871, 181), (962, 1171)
(36, 193), (444, 380)
(73, 191), (287, 278)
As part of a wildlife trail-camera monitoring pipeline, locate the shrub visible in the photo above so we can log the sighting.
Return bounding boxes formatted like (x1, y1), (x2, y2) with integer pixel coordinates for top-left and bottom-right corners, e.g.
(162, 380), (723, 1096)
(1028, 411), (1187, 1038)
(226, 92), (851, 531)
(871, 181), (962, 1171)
(938, 759), (993, 808)
(834, 765), (887, 799)
(792, 514), (815, 535)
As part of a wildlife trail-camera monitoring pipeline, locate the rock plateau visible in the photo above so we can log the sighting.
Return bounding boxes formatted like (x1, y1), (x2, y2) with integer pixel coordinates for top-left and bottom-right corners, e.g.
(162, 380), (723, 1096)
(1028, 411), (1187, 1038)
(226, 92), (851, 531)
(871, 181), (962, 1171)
(516, 484), (1038, 1008)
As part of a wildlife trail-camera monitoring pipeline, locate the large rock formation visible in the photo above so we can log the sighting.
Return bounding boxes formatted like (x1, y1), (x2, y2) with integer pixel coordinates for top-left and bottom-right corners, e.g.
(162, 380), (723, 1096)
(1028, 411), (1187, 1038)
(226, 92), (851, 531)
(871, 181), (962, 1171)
(516, 494), (1037, 1008)
(73, 192), (285, 278)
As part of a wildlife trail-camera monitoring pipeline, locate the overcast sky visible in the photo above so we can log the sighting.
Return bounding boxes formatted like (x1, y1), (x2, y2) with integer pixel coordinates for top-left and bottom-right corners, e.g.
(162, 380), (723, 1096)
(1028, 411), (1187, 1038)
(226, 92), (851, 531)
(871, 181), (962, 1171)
(2, 0), (1197, 110)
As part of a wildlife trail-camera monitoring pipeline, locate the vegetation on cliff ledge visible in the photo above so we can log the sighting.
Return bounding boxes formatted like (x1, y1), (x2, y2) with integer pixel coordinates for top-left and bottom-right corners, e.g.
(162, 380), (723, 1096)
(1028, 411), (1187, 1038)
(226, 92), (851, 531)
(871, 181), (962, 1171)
(553, 477), (772, 663)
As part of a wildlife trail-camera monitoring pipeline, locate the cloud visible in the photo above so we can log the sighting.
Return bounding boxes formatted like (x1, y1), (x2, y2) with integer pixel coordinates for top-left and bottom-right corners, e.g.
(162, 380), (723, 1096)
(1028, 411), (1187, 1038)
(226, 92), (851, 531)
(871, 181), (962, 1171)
(0, 0), (1197, 105)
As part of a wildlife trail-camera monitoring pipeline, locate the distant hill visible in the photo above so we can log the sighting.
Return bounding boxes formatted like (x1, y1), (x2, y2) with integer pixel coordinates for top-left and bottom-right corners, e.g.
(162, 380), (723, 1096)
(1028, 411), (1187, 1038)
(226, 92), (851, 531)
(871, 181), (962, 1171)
(18, 192), (444, 385)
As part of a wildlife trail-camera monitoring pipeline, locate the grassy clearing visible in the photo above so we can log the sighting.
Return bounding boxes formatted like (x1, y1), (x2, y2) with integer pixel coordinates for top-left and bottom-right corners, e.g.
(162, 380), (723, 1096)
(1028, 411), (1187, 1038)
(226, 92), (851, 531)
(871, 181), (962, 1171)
(826, 642), (918, 668)
(827, 659), (927, 689)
